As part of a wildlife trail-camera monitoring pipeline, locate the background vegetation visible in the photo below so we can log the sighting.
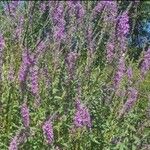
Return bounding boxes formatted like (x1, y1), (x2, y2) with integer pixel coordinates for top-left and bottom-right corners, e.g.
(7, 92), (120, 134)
(0, 1), (150, 150)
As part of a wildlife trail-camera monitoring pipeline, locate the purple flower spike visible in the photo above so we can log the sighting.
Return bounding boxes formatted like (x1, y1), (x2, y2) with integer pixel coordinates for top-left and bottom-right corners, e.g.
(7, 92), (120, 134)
(40, 2), (47, 13)
(0, 34), (5, 50)
(14, 16), (24, 40)
(53, 2), (66, 42)
(113, 56), (126, 89)
(9, 136), (18, 150)
(65, 51), (78, 80)
(4, 1), (20, 17)
(21, 103), (30, 128)
(9, 129), (28, 150)
(140, 48), (150, 78)
(106, 40), (115, 63)
(0, 34), (5, 81)
(117, 11), (129, 53)
(30, 65), (39, 95)
(105, 1), (118, 22)
(42, 119), (54, 144)
(18, 50), (30, 82)
(92, 1), (105, 17)
(117, 11), (129, 38)
(74, 100), (91, 128)
(119, 88), (138, 117)
(75, 2), (85, 22)
(126, 67), (133, 80)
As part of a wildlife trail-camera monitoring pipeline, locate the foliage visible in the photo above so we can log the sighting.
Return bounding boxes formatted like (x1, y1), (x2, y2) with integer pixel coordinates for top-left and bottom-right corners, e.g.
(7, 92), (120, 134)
(0, 1), (150, 150)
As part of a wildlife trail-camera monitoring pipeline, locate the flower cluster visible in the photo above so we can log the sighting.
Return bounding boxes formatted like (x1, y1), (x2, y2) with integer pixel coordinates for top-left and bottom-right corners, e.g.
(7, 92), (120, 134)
(119, 88), (138, 117)
(39, 2), (47, 13)
(126, 66), (133, 82)
(117, 11), (129, 37)
(117, 11), (129, 53)
(75, 1), (85, 23)
(65, 51), (78, 80)
(4, 1), (20, 17)
(104, 1), (118, 24)
(29, 64), (39, 95)
(35, 41), (46, 61)
(21, 103), (30, 128)
(42, 119), (54, 144)
(9, 129), (27, 150)
(92, 1), (106, 17)
(140, 48), (150, 77)
(106, 39), (115, 63)
(74, 100), (91, 128)
(14, 15), (24, 40)
(0, 34), (5, 50)
(113, 56), (126, 89)
(53, 2), (66, 42)
(29, 41), (46, 104)
(18, 50), (31, 83)
(0, 33), (5, 81)
(9, 136), (18, 150)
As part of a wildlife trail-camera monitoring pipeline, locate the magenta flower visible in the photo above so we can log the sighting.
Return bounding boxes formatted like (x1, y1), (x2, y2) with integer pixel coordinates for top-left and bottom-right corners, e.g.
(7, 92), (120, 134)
(29, 64), (39, 95)
(104, 1), (118, 23)
(21, 103), (30, 128)
(9, 136), (18, 150)
(52, 2), (66, 42)
(117, 11), (129, 37)
(4, 1), (20, 17)
(18, 49), (31, 83)
(74, 100), (91, 128)
(9, 129), (27, 150)
(42, 119), (54, 144)
(0, 34), (5, 50)
(126, 67), (133, 80)
(113, 56), (126, 89)
(41, 67), (51, 89)
(140, 48), (150, 77)
(92, 1), (105, 17)
(18, 62), (28, 82)
(32, 40), (46, 64)
(0, 34), (5, 81)
(65, 51), (78, 80)
(39, 2), (47, 13)
(106, 40), (115, 63)
(117, 11), (129, 53)
(119, 88), (138, 117)
(75, 1), (85, 22)
(14, 16), (24, 40)
(36, 41), (46, 55)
